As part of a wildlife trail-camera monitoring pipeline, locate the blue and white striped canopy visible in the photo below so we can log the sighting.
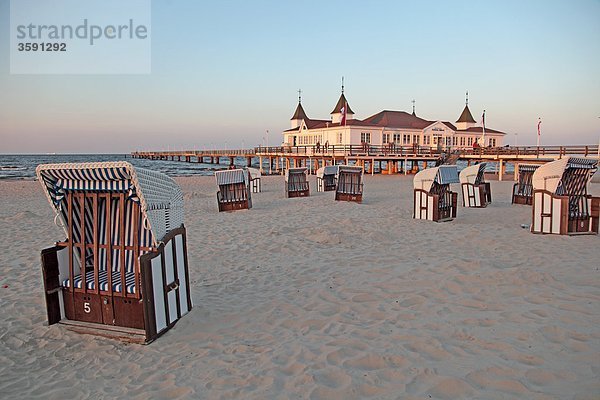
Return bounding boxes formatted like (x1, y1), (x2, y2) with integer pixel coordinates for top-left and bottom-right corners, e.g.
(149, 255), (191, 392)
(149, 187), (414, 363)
(215, 169), (248, 186)
(37, 162), (184, 246)
(436, 166), (460, 185)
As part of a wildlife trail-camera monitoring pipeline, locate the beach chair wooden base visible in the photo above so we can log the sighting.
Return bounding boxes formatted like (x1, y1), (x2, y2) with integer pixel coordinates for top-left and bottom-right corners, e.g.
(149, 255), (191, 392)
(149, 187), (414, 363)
(532, 191), (599, 235)
(414, 189), (457, 222)
(512, 191), (533, 205)
(287, 189), (310, 198)
(59, 320), (148, 344)
(218, 199), (251, 212)
(335, 192), (362, 203)
(461, 183), (491, 208)
(41, 227), (193, 343)
(217, 180), (252, 212)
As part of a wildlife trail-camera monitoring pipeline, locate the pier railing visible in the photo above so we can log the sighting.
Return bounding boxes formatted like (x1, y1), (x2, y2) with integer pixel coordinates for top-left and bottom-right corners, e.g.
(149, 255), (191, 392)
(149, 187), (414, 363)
(254, 144), (444, 157)
(459, 145), (599, 158)
(132, 144), (599, 161)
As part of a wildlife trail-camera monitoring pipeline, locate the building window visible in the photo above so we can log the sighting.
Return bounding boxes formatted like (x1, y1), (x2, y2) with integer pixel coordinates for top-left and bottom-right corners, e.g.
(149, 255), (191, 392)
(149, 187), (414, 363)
(361, 132), (371, 143)
(423, 135), (430, 145)
(383, 133), (390, 144)
(452, 137), (457, 146)
(467, 137), (473, 146)
(413, 135), (418, 144)
(489, 138), (496, 147)
(460, 137), (465, 146)
(393, 133), (401, 144)
(403, 134), (410, 145)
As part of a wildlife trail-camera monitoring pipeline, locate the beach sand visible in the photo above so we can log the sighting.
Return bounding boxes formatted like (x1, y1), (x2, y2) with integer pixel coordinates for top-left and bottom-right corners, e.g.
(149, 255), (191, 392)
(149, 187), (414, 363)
(0, 175), (598, 399)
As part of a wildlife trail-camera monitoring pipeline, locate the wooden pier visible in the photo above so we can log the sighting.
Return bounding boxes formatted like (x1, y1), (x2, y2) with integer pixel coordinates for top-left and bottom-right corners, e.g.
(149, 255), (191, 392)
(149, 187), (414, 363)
(131, 144), (599, 180)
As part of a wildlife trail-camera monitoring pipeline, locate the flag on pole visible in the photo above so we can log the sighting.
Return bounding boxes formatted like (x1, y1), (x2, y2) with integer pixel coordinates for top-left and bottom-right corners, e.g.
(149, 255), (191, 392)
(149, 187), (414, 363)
(341, 101), (347, 126)
(479, 110), (486, 146)
(537, 117), (541, 147)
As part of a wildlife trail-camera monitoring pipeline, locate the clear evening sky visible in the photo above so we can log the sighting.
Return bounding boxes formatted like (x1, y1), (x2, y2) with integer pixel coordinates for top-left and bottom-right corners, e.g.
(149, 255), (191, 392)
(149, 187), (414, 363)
(1, 0), (599, 153)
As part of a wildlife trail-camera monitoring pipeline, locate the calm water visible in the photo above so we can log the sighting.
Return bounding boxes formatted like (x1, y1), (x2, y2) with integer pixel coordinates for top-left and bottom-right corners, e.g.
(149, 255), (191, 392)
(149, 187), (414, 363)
(0, 154), (512, 180)
(0, 154), (261, 180)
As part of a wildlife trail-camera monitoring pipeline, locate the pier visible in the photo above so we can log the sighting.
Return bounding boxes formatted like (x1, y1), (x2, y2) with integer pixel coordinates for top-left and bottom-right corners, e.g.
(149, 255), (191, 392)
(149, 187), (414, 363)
(131, 144), (599, 180)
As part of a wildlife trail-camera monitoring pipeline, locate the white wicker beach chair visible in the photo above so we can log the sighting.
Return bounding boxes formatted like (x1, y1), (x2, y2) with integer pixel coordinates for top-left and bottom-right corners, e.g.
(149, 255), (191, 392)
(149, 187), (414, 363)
(215, 169), (251, 211)
(335, 165), (364, 203)
(247, 167), (261, 193)
(285, 167), (310, 198)
(460, 163), (491, 208)
(37, 161), (192, 343)
(316, 165), (339, 192)
(413, 166), (459, 222)
(512, 164), (540, 205)
(531, 157), (599, 235)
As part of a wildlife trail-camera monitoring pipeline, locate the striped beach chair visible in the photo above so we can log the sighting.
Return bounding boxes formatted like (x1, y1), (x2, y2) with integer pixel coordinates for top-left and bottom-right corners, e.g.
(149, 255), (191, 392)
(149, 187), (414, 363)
(37, 162), (192, 343)
(335, 165), (364, 203)
(215, 169), (251, 211)
(285, 167), (310, 198)
(414, 165), (459, 222)
(512, 164), (540, 205)
(460, 163), (491, 208)
(531, 157), (599, 235)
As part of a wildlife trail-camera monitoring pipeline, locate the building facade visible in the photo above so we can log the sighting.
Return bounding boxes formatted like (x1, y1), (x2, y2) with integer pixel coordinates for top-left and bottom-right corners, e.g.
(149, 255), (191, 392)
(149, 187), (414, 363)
(283, 90), (506, 150)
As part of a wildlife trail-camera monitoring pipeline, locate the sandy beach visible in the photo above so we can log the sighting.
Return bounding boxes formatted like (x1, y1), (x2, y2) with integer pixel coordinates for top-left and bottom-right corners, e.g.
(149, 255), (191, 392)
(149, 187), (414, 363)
(0, 174), (598, 400)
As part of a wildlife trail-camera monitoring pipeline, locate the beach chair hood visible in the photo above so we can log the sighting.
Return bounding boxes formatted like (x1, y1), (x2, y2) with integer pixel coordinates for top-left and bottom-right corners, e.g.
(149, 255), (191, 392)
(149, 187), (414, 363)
(459, 163), (486, 184)
(532, 157), (597, 194)
(215, 169), (248, 185)
(414, 166), (459, 192)
(285, 167), (308, 181)
(316, 165), (339, 179)
(246, 167), (261, 180)
(36, 161), (184, 247)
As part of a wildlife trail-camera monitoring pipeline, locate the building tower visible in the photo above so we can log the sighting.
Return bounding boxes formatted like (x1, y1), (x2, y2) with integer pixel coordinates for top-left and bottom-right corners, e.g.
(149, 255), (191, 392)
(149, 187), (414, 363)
(330, 77), (354, 124)
(290, 89), (308, 129)
(455, 91), (477, 130)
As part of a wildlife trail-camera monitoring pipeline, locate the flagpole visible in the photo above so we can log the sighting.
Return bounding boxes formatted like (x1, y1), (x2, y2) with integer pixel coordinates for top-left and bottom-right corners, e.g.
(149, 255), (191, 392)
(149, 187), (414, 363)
(537, 117), (541, 147)
(479, 110), (485, 146)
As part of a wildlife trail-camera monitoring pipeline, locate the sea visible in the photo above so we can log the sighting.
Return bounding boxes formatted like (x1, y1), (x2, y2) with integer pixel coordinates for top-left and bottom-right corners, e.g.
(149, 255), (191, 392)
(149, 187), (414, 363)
(0, 154), (512, 180)
(0, 154), (258, 180)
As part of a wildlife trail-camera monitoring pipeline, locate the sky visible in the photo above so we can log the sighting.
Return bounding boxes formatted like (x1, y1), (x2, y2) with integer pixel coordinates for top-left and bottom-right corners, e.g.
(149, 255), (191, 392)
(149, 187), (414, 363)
(1, 0), (599, 153)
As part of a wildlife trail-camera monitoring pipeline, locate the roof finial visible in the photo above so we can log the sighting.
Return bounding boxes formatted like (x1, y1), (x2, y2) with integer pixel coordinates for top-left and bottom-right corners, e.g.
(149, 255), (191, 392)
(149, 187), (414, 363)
(341, 76), (344, 94)
(466, 91), (469, 106)
(412, 99), (416, 116)
(298, 88), (302, 104)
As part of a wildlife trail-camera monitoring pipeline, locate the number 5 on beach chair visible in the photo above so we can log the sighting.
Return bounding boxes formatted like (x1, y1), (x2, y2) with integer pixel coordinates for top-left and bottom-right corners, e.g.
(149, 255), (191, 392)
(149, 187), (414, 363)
(37, 162), (193, 344)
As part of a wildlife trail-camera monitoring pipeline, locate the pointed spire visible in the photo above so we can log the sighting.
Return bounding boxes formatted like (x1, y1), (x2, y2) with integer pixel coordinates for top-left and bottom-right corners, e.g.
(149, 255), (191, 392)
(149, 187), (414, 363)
(456, 91), (476, 123)
(291, 90), (308, 121)
(331, 78), (354, 115)
(412, 99), (416, 116)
